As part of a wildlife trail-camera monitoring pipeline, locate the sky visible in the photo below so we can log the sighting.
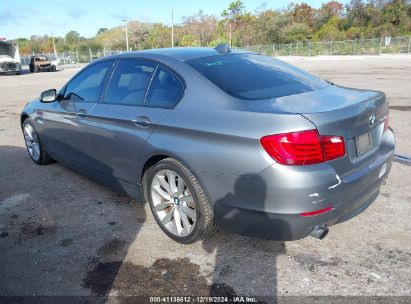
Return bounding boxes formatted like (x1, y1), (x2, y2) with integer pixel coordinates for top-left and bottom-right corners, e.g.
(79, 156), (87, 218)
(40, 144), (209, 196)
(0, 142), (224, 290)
(0, 0), (349, 39)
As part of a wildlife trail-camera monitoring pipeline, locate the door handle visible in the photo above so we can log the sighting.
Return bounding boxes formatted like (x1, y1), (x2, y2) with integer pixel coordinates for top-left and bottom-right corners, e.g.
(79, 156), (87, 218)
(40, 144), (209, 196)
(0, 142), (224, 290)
(76, 110), (87, 117)
(131, 116), (151, 127)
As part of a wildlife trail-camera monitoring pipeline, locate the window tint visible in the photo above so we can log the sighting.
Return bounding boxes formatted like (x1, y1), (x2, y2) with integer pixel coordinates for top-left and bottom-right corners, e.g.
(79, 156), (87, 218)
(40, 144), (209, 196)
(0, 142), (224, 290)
(104, 59), (155, 106)
(64, 61), (113, 102)
(146, 66), (184, 108)
(186, 54), (330, 100)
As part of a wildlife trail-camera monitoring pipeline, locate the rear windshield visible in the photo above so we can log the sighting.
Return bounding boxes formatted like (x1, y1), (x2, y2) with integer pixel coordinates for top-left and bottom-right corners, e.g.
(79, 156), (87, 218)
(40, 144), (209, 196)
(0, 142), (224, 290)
(186, 54), (330, 100)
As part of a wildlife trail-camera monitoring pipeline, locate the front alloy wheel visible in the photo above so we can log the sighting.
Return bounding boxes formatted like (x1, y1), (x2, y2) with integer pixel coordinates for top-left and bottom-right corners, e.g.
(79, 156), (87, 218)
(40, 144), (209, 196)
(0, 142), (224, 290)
(23, 122), (41, 162)
(22, 119), (52, 165)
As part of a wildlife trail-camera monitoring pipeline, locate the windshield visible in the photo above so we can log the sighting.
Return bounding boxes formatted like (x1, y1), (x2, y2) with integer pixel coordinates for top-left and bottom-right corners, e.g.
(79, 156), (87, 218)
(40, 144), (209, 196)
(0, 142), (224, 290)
(186, 54), (330, 100)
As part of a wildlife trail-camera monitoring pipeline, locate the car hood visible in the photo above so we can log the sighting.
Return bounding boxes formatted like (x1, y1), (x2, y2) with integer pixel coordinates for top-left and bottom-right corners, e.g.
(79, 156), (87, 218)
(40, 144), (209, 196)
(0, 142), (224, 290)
(243, 85), (383, 114)
(0, 55), (17, 63)
(0, 40), (20, 63)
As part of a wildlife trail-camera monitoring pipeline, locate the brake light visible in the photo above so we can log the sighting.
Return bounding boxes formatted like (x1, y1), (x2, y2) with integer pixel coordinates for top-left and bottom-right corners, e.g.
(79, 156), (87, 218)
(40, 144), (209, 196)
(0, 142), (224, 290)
(383, 115), (389, 132)
(260, 130), (345, 166)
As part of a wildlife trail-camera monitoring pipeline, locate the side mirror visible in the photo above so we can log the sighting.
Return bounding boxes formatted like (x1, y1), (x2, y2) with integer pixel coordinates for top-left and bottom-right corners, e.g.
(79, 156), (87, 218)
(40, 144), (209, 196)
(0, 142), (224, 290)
(40, 89), (57, 103)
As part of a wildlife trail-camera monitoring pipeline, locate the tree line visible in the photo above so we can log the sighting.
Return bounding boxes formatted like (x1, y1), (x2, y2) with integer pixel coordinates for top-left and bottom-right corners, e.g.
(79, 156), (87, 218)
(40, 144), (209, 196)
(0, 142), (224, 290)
(16, 0), (411, 55)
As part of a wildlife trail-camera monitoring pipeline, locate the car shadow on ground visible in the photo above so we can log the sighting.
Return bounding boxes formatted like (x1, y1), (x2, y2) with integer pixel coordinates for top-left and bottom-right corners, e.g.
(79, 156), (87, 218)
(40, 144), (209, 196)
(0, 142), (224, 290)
(203, 175), (287, 300)
(0, 145), (287, 301)
(0, 145), (146, 301)
(0, 68), (63, 76)
(0, 69), (30, 76)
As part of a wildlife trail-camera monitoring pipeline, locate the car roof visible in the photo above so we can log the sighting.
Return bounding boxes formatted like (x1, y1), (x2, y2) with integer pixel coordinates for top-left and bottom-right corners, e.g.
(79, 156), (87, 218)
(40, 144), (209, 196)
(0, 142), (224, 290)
(106, 47), (249, 62)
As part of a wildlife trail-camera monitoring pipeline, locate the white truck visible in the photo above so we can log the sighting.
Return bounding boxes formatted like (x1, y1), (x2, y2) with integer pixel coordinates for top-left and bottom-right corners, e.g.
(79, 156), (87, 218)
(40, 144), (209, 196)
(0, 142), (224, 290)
(0, 40), (22, 75)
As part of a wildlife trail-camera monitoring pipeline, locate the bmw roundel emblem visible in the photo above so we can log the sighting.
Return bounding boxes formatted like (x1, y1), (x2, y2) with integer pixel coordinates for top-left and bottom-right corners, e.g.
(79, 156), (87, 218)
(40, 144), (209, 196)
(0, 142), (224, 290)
(369, 114), (376, 126)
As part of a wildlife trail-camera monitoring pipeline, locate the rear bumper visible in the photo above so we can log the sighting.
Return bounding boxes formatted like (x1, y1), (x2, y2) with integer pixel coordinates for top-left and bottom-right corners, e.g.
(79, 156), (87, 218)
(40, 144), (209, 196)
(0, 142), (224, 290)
(200, 129), (395, 241)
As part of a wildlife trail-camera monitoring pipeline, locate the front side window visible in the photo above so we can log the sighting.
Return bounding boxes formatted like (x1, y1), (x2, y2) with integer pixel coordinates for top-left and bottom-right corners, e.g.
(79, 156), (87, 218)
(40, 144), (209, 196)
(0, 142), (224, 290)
(64, 60), (113, 102)
(145, 66), (184, 108)
(186, 54), (330, 100)
(104, 59), (155, 106)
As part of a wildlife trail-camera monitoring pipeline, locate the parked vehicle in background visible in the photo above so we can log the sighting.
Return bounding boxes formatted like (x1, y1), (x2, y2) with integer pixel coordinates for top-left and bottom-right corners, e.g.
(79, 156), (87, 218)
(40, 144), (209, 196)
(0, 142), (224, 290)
(20, 45), (395, 244)
(0, 40), (22, 75)
(29, 55), (57, 73)
(58, 56), (76, 65)
(50, 58), (59, 69)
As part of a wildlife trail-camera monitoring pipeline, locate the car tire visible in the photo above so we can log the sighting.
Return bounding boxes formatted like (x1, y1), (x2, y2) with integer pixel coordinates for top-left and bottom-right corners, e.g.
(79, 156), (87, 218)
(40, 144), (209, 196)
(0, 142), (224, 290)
(51, 66), (56, 72)
(34, 65), (39, 73)
(22, 119), (53, 165)
(144, 158), (215, 244)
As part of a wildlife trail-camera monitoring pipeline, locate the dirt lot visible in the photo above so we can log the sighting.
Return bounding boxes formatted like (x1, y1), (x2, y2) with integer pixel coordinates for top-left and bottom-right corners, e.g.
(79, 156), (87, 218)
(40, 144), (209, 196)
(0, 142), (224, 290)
(0, 57), (410, 302)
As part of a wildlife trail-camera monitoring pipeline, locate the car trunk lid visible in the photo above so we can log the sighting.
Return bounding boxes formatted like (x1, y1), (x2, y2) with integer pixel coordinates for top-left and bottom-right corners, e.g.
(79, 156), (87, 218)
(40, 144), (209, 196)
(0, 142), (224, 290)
(301, 87), (387, 174)
(245, 85), (388, 174)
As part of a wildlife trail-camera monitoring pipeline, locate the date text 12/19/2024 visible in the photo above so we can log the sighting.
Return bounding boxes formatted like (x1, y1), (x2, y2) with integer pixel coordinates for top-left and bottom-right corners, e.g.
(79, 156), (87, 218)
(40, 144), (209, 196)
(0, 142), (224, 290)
(149, 296), (258, 303)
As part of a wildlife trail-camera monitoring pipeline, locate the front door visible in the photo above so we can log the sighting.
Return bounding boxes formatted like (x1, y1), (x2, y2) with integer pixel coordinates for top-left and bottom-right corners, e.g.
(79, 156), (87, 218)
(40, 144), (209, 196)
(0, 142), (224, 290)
(44, 60), (114, 169)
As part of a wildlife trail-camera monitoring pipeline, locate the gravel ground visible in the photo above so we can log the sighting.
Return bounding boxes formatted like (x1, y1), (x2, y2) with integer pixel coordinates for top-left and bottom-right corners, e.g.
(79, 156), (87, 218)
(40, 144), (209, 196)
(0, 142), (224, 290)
(0, 57), (410, 303)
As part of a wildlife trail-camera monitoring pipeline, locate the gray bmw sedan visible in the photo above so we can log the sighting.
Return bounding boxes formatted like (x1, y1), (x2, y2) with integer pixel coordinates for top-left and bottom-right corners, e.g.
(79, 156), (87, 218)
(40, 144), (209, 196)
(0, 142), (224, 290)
(21, 45), (395, 243)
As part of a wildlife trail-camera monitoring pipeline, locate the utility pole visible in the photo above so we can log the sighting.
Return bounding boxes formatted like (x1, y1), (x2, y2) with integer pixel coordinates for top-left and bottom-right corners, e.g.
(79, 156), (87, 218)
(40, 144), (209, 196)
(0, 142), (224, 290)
(50, 32), (57, 56)
(229, 23), (232, 48)
(122, 19), (129, 51)
(171, 9), (174, 48)
(52, 37), (56, 56)
(378, 37), (383, 56)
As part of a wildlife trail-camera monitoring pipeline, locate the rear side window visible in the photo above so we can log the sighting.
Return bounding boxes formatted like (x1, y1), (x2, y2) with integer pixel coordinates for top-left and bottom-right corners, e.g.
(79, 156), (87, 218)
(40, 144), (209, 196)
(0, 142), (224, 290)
(64, 60), (113, 102)
(104, 59), (155, 106)
(186, 54), (329, 100)
(145, 66), (184, 108)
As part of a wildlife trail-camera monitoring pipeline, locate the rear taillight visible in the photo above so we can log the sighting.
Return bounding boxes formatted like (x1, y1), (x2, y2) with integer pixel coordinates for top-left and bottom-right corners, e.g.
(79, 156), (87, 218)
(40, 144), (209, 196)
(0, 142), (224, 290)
(260, 130), (345, 166)
(321, 135), (345, 161)
(383, 115), (389, 132)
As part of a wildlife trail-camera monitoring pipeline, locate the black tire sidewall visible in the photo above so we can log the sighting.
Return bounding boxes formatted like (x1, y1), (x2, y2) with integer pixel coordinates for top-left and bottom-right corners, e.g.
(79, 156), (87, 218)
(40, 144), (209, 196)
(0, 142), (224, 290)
(145, 159), (208, 244)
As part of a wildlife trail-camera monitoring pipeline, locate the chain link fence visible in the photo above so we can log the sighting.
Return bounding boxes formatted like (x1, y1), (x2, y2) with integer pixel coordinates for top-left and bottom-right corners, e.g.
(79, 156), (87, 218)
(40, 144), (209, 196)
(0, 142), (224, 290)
(20, 50), (126, 68)
(243, 36), (411, 56)
(20, 36), (411, 69)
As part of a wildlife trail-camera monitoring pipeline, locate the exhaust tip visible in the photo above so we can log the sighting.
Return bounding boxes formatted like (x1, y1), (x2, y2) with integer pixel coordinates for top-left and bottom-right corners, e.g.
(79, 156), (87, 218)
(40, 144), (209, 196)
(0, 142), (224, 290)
(310, 226), (329, 240)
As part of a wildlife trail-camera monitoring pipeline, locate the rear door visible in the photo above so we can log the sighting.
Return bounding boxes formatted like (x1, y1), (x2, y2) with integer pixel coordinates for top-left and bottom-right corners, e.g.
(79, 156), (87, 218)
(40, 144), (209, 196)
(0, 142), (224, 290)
(87, 58), (184, 184)
(44, 60), (114, 168)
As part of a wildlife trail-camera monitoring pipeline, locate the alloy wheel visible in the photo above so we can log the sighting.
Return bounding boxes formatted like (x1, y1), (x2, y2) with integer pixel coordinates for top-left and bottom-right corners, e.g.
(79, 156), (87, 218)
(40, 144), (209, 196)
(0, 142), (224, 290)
(150, 169), (197, 237)
(23, 123), (41, 161)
